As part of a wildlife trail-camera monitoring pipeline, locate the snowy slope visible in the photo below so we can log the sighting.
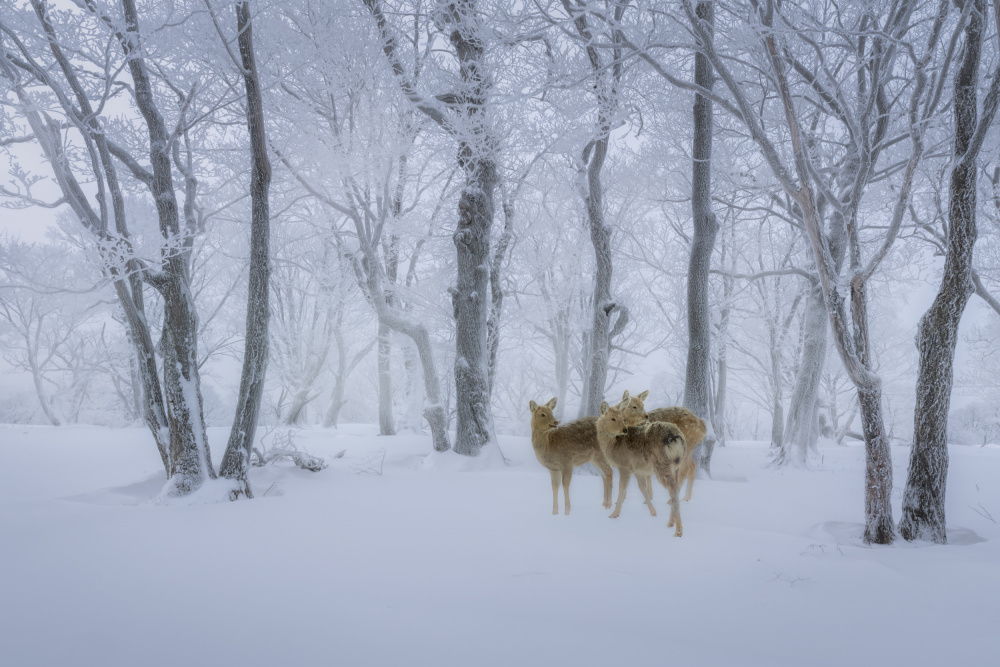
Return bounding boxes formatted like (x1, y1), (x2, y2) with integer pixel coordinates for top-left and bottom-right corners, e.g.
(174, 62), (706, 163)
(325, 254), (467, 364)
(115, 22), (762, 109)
(1, 424), (997, 667)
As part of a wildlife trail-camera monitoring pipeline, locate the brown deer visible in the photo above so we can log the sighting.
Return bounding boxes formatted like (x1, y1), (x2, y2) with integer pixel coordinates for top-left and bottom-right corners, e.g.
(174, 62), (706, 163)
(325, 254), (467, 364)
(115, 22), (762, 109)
(596, 401), (687, 535)
(619, 390), (707, 501)
(528, 397), (613, 515)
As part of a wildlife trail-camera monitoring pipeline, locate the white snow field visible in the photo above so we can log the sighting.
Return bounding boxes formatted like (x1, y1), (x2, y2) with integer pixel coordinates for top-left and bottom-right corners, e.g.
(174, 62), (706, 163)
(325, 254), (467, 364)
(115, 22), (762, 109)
(1, 424), (997, 667)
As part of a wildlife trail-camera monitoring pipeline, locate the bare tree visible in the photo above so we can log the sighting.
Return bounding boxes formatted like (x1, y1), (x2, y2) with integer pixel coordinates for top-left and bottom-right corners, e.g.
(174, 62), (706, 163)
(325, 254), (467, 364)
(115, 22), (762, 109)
(0, 245), (103, 426)
(364, 0), (499, 455)
(682, 0), (719, 473)
(0, 0), (224, 494)
(218, 0), (274, 497)
(900, 0), (1000, 543)
(553, 0), (631, 419)
(674, 0), (955, 542)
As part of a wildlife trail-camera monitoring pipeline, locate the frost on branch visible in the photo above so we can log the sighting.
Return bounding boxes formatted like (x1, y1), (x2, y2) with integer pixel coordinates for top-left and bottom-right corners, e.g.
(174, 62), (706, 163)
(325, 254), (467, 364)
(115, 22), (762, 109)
(251, 430), (332, 473)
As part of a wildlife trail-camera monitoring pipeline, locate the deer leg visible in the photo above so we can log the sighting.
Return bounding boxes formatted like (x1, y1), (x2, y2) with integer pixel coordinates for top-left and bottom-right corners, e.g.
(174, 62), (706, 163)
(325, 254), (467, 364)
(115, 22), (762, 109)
(550, 469), (562, 515)
(610, 470), (631, 519)
(637, 474), (657, 517)
(683, 459), (695, 501)
(595, 458), (613, 509)
(562, 467), (573, 515)
(664, 480), (683, 535)
(671, 492), (683, 537)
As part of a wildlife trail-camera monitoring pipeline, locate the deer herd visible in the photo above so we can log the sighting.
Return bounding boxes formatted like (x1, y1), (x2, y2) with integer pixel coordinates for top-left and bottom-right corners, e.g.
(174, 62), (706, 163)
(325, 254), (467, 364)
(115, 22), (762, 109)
(529, 390), (707, 537)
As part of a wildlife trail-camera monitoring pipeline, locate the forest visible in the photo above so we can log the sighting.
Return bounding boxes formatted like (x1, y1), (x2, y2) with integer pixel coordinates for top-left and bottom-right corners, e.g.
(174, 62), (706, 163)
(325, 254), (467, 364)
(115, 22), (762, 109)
(1, 2), (1000, 663)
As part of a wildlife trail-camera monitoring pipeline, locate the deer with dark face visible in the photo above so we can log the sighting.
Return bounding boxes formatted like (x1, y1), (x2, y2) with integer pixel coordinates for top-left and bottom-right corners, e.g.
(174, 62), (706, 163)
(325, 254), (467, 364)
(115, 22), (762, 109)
(597, 400), (687, 536)
(620, 390), (707, 502)
(528, 397), (613, 515)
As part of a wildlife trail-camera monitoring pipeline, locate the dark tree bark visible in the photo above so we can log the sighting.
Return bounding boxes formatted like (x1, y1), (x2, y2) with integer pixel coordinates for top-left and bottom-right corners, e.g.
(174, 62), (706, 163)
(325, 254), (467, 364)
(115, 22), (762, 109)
(364, 0), (497, 455)
(681, 0), (953, 542)
(901, 0), (1000, 543)
(684, 0), (718, 474)
(115, 0), (215, 495)
(219, 0), (273, 497)
(445, 2), (498, 455)
(451, 145), (497, 455)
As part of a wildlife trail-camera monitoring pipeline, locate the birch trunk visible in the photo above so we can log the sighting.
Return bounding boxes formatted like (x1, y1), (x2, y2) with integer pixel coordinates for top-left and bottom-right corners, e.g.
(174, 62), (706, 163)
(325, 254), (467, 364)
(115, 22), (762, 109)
(684, 0), (718, 474)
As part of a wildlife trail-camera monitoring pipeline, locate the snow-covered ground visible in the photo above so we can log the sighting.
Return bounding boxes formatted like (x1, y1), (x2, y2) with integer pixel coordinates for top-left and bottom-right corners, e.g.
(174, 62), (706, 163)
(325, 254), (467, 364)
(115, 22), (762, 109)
(1, 424), (997, 667)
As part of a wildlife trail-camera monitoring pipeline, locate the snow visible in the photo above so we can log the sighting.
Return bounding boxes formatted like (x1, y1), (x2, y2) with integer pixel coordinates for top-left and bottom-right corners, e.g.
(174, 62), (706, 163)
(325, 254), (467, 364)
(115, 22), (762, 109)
(1, 423), (998, 666)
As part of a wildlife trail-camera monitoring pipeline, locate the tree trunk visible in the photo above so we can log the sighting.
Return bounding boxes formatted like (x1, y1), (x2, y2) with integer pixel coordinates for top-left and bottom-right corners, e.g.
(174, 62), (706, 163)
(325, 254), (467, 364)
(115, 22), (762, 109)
(398, 340), (425, 432)
(283, 391), (313, 426)
(715, 237), (733, 447)
(684, 0), (718, 474)
(2, 1), (177, 474)
(159, 285), (213, 494)
(376, 310), (450, 451)
(415, 331), (450, 453)
(901, 0), (996, 543)
(324, 325), (349, 429)
(114, 281), (172, 473)
(781, 284), (826, 464)
(487, 196), (515, 396)
(360, 0), (490, 454)
(859, 383), (894, 544)
(119, 0), (213, 495)
(219, 1), (272, 497)
(714, 294), (730, 448)
(450, 3), (497, 456)
(554, 330), (570, 418)
(570, 1), (627, 419)
(580, 135), (614, 418)
(377, 321), (396, 435)
(126, 331), (144, 424)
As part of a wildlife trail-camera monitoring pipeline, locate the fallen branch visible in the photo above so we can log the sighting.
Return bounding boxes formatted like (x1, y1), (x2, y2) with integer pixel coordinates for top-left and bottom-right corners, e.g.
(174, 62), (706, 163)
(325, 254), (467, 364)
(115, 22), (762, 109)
(251, 446), (329, 472)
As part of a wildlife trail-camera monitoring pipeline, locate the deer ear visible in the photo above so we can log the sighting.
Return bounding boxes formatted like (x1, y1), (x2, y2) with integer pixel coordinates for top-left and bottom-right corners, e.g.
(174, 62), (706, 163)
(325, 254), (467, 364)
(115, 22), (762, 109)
(638, 390), (649, 401)
(546, 397), (558, 410)
(529, 400), (538, 413)
(600, 401), (609, 415)
(622, 390), (630, 400)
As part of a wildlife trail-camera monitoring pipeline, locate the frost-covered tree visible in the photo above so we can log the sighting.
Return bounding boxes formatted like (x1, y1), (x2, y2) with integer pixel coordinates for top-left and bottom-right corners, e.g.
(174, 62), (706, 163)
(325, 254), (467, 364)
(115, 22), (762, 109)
(900, 0), (1000, 544)
(0, 0), (228, 494)
(363, 0), (506, 455)
(673, 0), (957, 543)
(218, 0), (274, 497)
(0, 241), (103, 425)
